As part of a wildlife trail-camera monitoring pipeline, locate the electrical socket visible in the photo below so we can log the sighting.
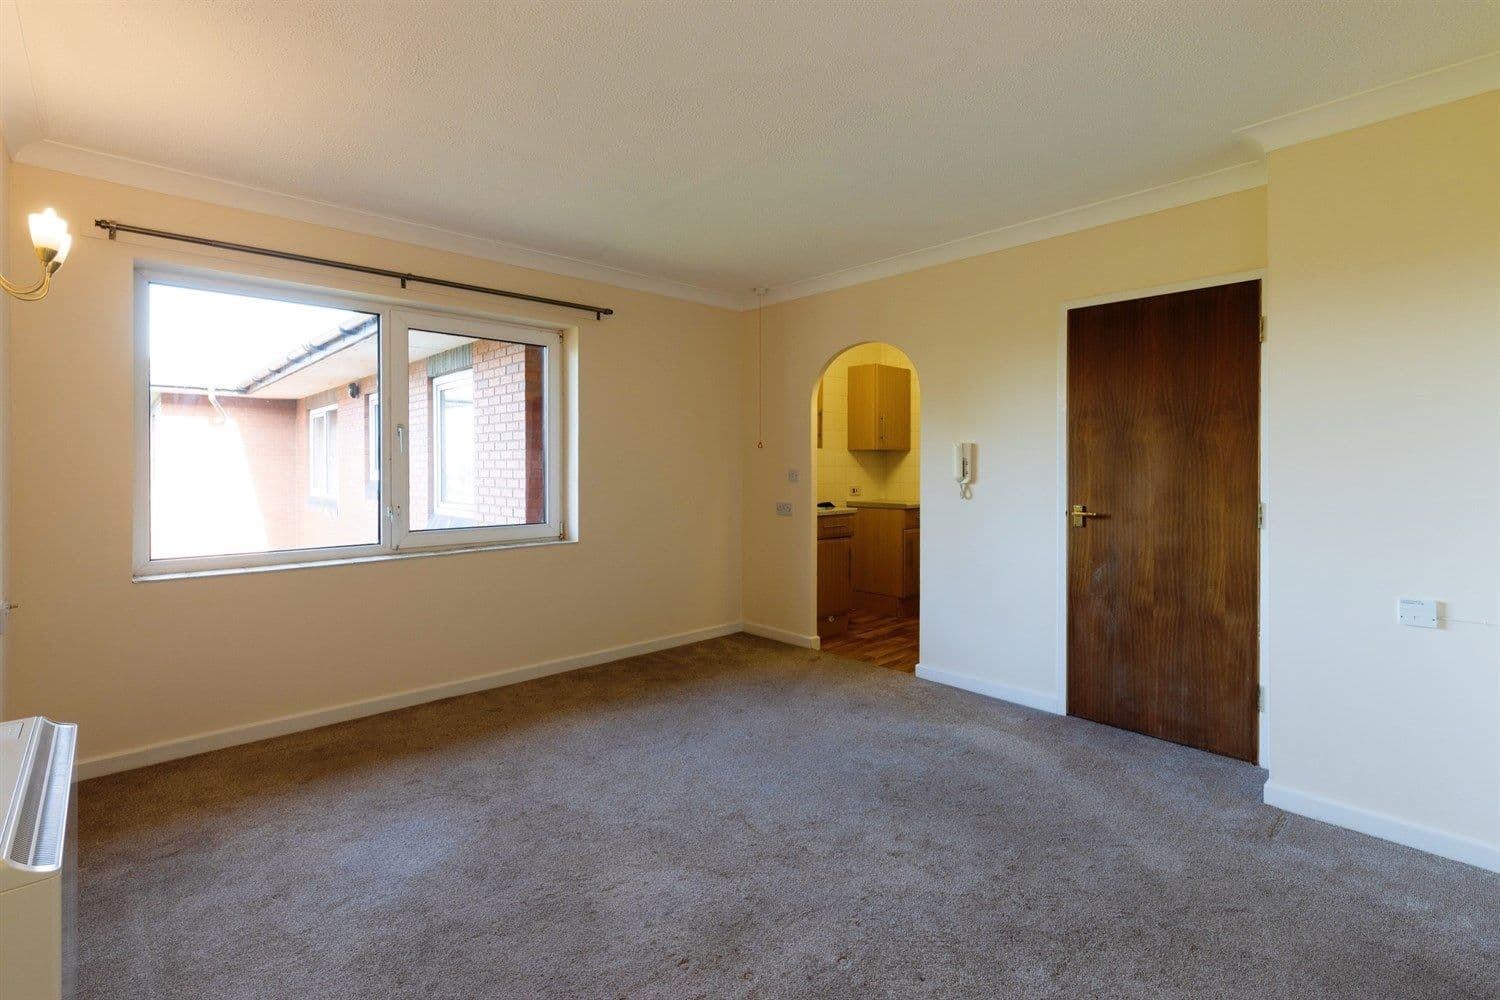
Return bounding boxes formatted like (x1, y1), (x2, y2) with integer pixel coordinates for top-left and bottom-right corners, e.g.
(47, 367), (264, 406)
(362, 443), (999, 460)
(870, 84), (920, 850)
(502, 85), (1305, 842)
(849, 486), (862, 496)
(775, 502), (793, 517)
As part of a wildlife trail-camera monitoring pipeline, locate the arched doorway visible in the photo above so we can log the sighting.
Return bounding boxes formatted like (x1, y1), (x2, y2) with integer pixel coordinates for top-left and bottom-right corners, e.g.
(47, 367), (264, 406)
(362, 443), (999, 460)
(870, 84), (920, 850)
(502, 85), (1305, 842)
(810, 343), (920, 671)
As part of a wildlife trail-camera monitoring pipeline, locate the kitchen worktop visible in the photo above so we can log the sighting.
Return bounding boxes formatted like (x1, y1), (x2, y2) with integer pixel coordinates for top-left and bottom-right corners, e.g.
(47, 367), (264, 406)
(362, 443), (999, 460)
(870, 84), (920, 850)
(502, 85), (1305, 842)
(845, 499), (920, 509)
(816, 506), (855, 517)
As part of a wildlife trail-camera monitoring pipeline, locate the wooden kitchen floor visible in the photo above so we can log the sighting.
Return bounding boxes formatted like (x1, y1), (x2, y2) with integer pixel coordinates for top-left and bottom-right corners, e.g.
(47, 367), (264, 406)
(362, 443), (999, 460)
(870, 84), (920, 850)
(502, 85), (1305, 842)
(821, 610), (919, 672)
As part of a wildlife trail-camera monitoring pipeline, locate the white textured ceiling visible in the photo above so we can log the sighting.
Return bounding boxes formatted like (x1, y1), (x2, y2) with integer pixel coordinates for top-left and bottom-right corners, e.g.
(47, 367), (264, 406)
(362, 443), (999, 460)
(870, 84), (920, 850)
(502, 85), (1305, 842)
(5, 1), (1498, 299)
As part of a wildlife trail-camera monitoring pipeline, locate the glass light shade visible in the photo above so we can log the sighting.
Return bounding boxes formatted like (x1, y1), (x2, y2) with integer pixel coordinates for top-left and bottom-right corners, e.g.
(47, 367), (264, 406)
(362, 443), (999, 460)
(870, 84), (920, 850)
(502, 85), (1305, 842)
(52, 232), (72, 266)
(28, 207), (69, 254)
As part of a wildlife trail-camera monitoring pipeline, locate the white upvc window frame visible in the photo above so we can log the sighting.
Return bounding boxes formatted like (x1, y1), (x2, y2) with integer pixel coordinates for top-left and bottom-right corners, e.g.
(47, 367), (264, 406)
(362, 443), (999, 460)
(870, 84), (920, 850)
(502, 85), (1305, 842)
(388, 308), (562, 551)
(133, 266), (567, 578)
(307, 403), (339, 502)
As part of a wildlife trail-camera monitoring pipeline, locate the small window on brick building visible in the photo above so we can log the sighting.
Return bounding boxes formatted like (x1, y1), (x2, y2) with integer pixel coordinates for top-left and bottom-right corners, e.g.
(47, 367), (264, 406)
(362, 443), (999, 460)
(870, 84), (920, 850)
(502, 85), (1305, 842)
(308, 404), (338, 501)
(431, 370), (476, 519)
(366, 391), (380, 484)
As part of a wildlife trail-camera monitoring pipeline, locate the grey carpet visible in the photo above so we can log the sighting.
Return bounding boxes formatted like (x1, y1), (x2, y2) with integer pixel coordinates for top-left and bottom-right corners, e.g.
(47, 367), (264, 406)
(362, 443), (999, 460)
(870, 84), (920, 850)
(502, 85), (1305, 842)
(78, 634), (1499, 999)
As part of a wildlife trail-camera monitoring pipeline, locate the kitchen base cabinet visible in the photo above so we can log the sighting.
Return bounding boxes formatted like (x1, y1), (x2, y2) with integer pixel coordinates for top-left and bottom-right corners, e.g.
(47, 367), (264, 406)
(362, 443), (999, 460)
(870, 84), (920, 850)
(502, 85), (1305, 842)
(816, 513), (855, 638)
(851, 506), (919, 618)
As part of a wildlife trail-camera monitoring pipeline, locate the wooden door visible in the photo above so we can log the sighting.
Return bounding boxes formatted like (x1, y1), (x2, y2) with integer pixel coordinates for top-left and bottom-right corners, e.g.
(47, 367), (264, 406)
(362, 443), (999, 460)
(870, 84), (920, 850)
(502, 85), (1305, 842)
(847, 365), (881, 449)
(847, 364), (911, 450)
(817, 537), (853, 637)
(851, 508), (903, 596)
(902, 527), (919, 598)
(1067, 280), (1260, 761)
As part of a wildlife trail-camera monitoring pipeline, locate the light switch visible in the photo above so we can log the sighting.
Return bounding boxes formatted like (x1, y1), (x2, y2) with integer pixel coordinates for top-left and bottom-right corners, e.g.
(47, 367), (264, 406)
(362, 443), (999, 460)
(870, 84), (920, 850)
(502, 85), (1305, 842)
(1397, 597), (1438, 628)
(787, 469), (800, 483)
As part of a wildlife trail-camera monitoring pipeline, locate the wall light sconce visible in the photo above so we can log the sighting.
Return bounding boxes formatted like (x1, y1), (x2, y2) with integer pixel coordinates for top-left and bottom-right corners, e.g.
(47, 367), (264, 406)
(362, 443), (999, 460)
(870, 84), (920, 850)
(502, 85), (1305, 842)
(1, 207), (72, 302)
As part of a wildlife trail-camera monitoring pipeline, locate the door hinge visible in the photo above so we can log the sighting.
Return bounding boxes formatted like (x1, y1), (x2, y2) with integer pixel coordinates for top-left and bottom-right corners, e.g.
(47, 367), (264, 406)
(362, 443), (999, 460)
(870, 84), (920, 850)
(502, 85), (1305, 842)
(1257, 502), (1265, 528)
(1258, 685), (1266, 713)
(1259, 316), (1266, 343)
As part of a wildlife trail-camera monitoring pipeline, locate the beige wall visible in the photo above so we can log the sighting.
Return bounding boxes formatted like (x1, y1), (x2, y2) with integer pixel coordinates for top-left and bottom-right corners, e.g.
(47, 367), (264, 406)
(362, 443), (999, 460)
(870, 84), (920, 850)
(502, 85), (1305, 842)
(814, 342), (920, 505)
(0, 131), (8, 711)
(742, 188), (1268, 678)
(4, 164), (743, 764)
(1261, 93), (1499, 858)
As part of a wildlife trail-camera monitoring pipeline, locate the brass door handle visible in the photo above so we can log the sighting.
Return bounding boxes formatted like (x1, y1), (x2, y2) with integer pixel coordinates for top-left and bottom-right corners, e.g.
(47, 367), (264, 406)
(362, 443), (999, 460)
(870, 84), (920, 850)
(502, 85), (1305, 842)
(1069, 504), (1104, 527)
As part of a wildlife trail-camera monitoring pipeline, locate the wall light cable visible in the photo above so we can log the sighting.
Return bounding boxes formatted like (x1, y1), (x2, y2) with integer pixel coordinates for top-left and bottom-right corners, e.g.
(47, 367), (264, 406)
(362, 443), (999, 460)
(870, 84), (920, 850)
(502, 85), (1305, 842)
(754, 287), (767, 449)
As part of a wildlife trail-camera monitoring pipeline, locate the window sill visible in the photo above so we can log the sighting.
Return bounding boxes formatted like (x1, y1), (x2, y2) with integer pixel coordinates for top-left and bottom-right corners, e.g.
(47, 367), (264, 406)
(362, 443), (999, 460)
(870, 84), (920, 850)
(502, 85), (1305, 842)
(133, 536), (576, 583)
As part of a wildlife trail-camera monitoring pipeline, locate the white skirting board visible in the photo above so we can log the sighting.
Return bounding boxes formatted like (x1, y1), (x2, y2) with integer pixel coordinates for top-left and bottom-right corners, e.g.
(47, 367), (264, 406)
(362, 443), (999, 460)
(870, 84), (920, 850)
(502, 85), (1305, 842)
(915, 663), (1064, 715)
(75, 622), (743, 780)
(741, 622), (821, 649)
(1263, 781), (1499, 873)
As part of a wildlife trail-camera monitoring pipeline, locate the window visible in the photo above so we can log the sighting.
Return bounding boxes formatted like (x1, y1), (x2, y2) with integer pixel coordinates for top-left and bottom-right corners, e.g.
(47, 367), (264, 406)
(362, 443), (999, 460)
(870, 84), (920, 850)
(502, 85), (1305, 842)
(366, 391), (380, 484)
(308, 404), (338, 501)
(431, 370), (475, 519)
(399, 313), (556, 545)
(137, 272), (566, 574)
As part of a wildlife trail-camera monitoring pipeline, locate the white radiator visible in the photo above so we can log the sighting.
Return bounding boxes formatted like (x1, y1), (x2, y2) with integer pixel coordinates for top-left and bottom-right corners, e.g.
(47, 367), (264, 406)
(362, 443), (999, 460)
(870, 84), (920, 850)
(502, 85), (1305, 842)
(0, 717), (77, 1000)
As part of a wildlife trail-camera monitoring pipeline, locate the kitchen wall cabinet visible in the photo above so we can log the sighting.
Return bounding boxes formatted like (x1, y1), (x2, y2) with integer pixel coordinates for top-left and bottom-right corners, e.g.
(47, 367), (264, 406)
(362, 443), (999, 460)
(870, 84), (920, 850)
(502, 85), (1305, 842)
(816, 512), (855, 638)
(851, 506), (919, 617)
(847, 363), (911, 450)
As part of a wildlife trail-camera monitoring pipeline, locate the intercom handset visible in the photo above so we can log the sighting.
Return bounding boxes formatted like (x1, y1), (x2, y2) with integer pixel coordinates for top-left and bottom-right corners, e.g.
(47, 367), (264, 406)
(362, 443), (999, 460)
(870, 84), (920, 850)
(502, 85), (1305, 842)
(954, 442), (975, 499)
